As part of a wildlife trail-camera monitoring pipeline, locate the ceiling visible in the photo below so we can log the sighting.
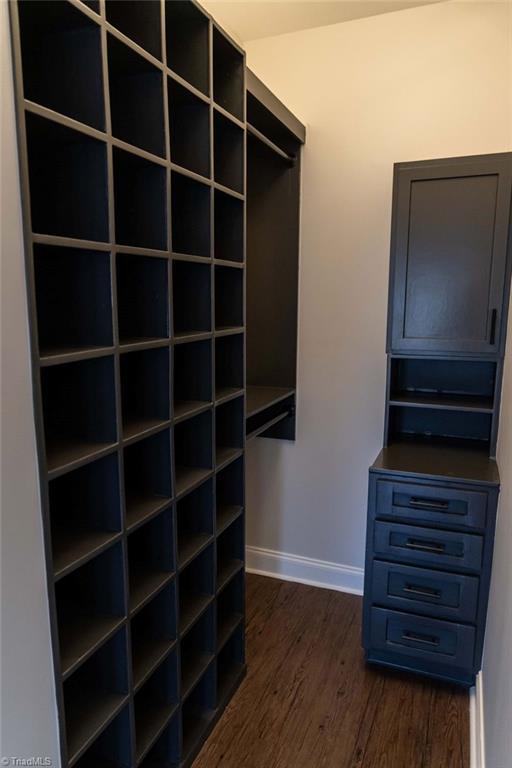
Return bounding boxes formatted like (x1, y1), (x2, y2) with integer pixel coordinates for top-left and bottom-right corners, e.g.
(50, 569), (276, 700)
(202, 0), (443, 43)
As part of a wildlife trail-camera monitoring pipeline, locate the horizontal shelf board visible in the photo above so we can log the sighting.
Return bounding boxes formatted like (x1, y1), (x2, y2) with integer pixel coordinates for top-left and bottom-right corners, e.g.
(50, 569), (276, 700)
(389, 392), (494, 413)
(217, 662), (245, 706)
(178, 533), (214, 571)
(126, 495), (172, 534)
(181, 652), (214, 700)
(181, 709), (216, 765)
(175, 466), (213, 499)
(119, 337), (170, 353)
(213, 258), (244, 270)
(60, 614), (125, 680)
(136, 702), (179, 763)
(40, 345), (115, 367)
(179, 592), (213, 636)
(216, 505), (243, 536)
(53, 529), (122, 581)
(214, 103), (245, 130)
(32, 232), (112, 252)
(111, 135), (167, 169)
(246, 386), (295, 418)
(217, 559), (244, 592)
(247, 122), (294, 164)
(217, 613), (243, 652)
(167, 67), (211, 105)
(24, 97), (106, 145)
(213, 181), (245, 201)
(133, 638), (177, 693)
(67, 690), (129, 766)
(174, 331), (213, 345)
(46, 440), (118, 479)
(123, 417), (171, 442)
(216, 447), (243, 471)
(174, 400), (212, 423)
(214, 326), (244, 338)
(215, 387), (244, 406)
(246, 412), (289, 442)
(172, 251), (212, 265)
(130, 570), (174, 615)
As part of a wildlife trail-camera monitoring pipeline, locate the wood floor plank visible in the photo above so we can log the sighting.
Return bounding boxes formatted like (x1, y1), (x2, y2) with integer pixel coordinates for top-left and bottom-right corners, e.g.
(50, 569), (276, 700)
(193, 574), (469, 768)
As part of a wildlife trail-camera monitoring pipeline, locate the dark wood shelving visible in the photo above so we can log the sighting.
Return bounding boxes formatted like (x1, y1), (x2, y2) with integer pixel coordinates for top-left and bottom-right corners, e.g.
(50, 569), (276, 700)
(131, 582), (176, 691)
(389, 392), (494, 413)
(59, 613), (125, 680)
(116, 253), (169, 344)
(174, 411), (213, 499)
(171, 173), (211, 258)
(246, 385), (295, 418)
(217, 504), (243, 536)
(212, 28), (243, 120)
(217, 569), (243, 650)
(216, 624), (244, 703)
(134, 651), (178, 761)
(214, 111), (244, 194)
(120, 347), (170, 439)
(106, 0), (162, 60)
(178, 533), (213, 570)
(173, 339), (212, 423)
(128, 509), (174, 613)
(215, 333), (243, 401)
(71, 705), (131, 768)
(181, 652), (214, 701)
(216, 396), (244, 468)
(214, 190), (244, 263)
(53, 529), (122, 581)
(217, 559), (243, 591)
(177, 480), (214, 568)
(168, 77), (210, 178)
(179, 545), (214, 634)
(215, 266), (243, 330)
(180, 612), (215, 701)
(173, 260), (211, 335)
(165, 1), (210, 96)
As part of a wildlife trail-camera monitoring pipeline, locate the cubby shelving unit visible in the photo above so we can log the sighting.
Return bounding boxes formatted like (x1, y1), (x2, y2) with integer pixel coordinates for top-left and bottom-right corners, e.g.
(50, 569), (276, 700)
(10, 1), (246, 765)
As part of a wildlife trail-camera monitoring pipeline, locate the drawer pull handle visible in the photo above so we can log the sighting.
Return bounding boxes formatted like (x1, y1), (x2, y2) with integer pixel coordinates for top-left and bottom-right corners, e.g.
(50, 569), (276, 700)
(409, 497), (449, 511)
(405, 538), (446, 554)
(403, 583), (441, 599)
(402, 630), (440, 647)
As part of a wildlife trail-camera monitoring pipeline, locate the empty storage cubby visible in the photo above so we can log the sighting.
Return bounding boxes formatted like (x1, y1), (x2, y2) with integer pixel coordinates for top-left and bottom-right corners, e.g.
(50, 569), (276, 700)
(40, 355), (117, 474)
(387, 406), (493, 449)
(134, 650), (179, 762)
(25, 113), (108, 241)
(54, 542), (126, 679)
(215, 266), (243, 330)
(174, 339), (212, 420)
(127, 508), (174, 613)
(120, 347), (170, 439)
(34, 245), (113, 358)
(62, 627), (129, 765)
(172, 261), (211, 337)
(136, 712), (180, 768)
(181, 663), (216, 760)
(216, 396), (244, 467)
(131, 581), (177, 691)
(165, 0), (209, 95)
(177, 480), (214, 569)
(179, 544), (214, 635)
(168, 78), (210, 178)
(171, 173), (211, 257)
(180, 605), (215, 697)
(113, 148), (167, 250)
(106, 0), (162, 59)
(72, 705), (131, 768)
(215, 333), (244, 401)
(214, 111), (244, 193)
(174, 410), (213, 497)
(18, 0), (104, 130)
(216, 456), (244, 534)
(212, 28), (244, 120)
(49, 453), (121, 579)
(214, 190), (244, 263)
(217, 514), (244, 590)
(123, 429), (172, 531)
(217, 623), (244, 704)
(116, 254), (169, 345)
(107, 35), (165, 157)
(217, 569), (243, 650)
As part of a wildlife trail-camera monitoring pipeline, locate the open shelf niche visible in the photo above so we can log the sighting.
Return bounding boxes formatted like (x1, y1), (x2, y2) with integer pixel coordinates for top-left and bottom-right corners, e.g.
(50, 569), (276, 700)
(134, 649), (179, 762)
(127, 507), (174, 614)
(215, 333), (244, 402)
(116, 253), (169, 346)
(123, 429), (172, 531)
(217, 623), (244, 703)
(179, 544), (215, 635)
(165, 0), (209, 96)
(173, 260), (212, 338)
(174, 339), (212, 421)
(106, 0), (162, 60)
(168, 77), (210, 178)
(171, 173), (211, 258)
(131, 580), (177, 692)
(215, 265), (243, 331)
(216, 514), (244, 591)
(215, 395), (244, 468)
(214, 190), (244, 263)
(212, 27), (244, 120)
(120, 347), (170, 439)
(180, 605), (215, 699)
(217, 569), (244, 650)
(181, 663), (216, 762)
(177, 479), (214, 569)
(214, 111), (244, 194)
(216, 456), (244, 535)
(174, 410), (213, 497)
(71, 705), (131, 768)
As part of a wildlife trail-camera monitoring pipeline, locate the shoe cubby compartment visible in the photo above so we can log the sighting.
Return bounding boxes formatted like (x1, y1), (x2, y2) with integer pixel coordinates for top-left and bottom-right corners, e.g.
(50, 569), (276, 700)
(216, 457), (244, 535)
(116, 254), (169, 345)
(216, 624), (244, 704)
(214, 190), (244, 263)
(49, 453), (121, 579)
(107, 35), (165, 157)
(134, 650), (179, 762)
(171, 173), (211, 257)
(127, 508), (174, 613)
(172, 260), (211, 337)
(387, 405), (493, 450)
(174, 339), (212, 421)
(177, 480), (214, 570)
(34, 245), (113, 359)
(113, 148), (167, 250)
(106, 0), (162, 60)
(55, 542), (126, 679)
(217, 514), (244, 591)
(123, 430), (172, 531)
(181, 664), (216, 761)
(40, 356), (117, 474)
(168, 78), (210, 178)
(131, 581), (177, 691)
(71, 705), (131, 768)
(62, 628), (129, 765)
(25, 113), (108, 241)
(246, 392), (295, 440)
(174, 411), (213, 497)
(136, 711), (181, 768)
(214, 111), (244, 193)
(18, 1), (104, 129)
(215, 266), (243, 331)
(165, 1), (209, 96)
(217, 569), (243, 650)
(120, 347), (170, 439)
(212, 28), (244, 121)
(215, 333), (244, 402)
(179, 544), (214, 634)
(180, 606), (215, 698)
(216, 396), (244, 467)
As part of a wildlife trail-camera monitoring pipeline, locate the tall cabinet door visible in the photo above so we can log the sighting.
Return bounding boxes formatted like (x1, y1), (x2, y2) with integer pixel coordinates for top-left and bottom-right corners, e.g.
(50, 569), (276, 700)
(388, 154), (512, 356)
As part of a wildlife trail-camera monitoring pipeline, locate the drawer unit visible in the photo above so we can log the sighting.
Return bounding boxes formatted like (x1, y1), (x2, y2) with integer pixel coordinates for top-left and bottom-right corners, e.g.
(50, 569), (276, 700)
(375, 479), (488, 530)
(371, 560), (479, 622)
(374, 521), (483, 573)
(370, 607), (476, 670)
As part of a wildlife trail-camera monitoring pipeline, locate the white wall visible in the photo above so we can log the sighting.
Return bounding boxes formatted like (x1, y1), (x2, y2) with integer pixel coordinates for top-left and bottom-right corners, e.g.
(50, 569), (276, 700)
(244, 1), (512, 581)
(0, 2), (60, 762)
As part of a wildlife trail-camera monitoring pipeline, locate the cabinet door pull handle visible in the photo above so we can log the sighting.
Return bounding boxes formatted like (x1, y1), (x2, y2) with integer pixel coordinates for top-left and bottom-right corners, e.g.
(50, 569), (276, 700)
(409, 497), (449, 511)
(402, 631), (440, 647)
(490, 308), (497, 345)
(403, 583), (441, 599)
(405, 538), (446, 554)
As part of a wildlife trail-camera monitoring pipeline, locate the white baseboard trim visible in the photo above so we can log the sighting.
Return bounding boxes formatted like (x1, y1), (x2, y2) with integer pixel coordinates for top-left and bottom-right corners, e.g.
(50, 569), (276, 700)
(470, 672), (485, 768)
(245, 545), (364, 595)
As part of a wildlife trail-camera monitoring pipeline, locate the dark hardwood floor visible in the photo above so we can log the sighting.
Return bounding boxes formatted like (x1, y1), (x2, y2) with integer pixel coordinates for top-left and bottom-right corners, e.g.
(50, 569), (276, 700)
(194, 574), (469, 768)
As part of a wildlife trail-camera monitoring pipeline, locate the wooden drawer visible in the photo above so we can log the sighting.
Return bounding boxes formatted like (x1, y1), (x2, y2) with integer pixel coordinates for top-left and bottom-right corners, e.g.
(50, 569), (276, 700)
(374, 521), (483, 573)
(375, 479), (487, 529)
(372, 560), (479, 622)
(370, 607), (475, 669)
